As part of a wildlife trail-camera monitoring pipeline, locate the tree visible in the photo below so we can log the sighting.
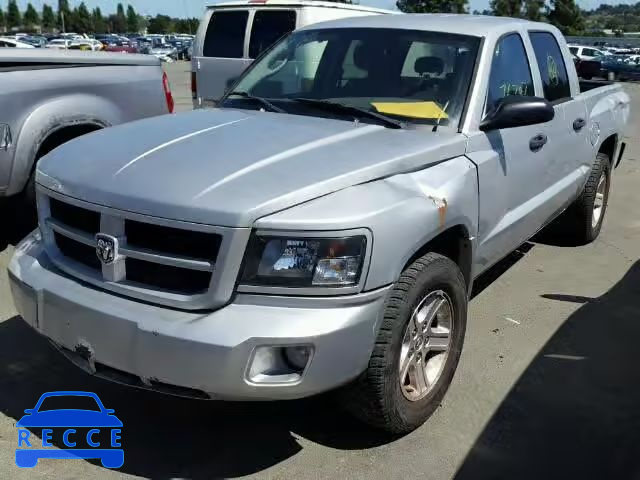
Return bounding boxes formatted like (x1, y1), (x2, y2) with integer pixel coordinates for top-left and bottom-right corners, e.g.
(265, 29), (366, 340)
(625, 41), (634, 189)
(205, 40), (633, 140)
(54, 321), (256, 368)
(126, 5), (139, 32)
(114, 3), (127, 33)
(0, 8), (5, 33)
(42, 4), (55, 31)
(548, 0), (585, 34)
(92, 7), (106, 33)
(147, 14), (173, 34)
(396, 0), (467, 14)
(73, 2), (91, 33)
(23, 3), (40, 29)
(58, 0), (70, 31)
(490, 0), (522, 17)
(523, 0), (544, 21)
(7, 0), (21, 29)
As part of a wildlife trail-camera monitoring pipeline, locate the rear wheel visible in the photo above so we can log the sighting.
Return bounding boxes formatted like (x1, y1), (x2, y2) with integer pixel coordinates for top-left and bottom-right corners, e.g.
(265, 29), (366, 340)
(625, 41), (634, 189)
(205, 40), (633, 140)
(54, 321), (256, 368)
(560, 152), (611, 245)
(341, 252), (467, 434)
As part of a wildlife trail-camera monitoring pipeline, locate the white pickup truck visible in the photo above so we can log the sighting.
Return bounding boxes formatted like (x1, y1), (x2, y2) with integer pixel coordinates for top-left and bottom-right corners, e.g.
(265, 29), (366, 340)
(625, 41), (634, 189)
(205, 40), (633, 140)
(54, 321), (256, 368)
(9, 15), (629, 434)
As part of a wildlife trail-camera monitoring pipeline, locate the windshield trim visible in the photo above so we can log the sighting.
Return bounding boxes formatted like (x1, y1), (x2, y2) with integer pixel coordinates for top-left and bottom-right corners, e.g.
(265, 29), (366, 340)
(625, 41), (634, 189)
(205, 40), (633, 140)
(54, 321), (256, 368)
(221, 27), (482, 131)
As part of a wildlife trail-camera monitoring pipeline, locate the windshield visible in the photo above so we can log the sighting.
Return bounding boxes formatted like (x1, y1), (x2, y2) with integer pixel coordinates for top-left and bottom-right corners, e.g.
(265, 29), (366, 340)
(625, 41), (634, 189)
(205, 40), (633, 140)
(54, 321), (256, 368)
(226, 28), (480, 127)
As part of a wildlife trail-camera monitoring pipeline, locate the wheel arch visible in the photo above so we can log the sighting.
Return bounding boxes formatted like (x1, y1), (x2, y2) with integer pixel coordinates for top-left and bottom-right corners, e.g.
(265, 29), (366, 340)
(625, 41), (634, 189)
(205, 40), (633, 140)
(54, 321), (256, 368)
(401, 224), (473, 293)
(598, 134), (617, 167)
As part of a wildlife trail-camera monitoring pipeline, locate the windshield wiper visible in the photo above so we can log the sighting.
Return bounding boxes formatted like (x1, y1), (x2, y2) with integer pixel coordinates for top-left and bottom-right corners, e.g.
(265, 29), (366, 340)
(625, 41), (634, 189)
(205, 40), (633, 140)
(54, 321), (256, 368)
(290, 98), (405, 129)
(227, 91), (286, 113)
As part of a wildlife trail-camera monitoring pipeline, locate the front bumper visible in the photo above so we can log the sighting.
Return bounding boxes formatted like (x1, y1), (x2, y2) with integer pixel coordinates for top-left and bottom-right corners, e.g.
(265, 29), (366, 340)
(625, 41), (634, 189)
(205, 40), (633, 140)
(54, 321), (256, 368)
(9, 231), (389, 400)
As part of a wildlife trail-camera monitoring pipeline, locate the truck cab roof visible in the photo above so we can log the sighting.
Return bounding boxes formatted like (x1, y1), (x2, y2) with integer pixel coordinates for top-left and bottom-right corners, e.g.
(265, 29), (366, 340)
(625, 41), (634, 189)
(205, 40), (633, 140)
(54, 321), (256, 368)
(298, 13), (556, 38)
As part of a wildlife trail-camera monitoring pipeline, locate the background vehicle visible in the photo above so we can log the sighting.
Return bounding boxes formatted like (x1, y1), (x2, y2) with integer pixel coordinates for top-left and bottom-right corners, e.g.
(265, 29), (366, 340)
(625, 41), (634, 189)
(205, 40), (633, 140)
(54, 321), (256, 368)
(0, 49), (174, 208)
(600, 55), (640, 81)
(20, 36), (48, 48)
(70, 39), (103, 51)
(569, 44), (608, 61)
(191, 0), (393, 107)
(46, 39), (72, 49)
(9, 15), (629, 435)
(0, 37), (35, 48)
(104, 40), (138, 54)
(572, 53), (602, 79)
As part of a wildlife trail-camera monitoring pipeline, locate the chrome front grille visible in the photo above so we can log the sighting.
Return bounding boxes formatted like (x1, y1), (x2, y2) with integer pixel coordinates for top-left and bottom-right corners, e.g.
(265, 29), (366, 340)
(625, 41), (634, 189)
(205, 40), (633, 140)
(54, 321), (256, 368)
(38, 188), (250, 310)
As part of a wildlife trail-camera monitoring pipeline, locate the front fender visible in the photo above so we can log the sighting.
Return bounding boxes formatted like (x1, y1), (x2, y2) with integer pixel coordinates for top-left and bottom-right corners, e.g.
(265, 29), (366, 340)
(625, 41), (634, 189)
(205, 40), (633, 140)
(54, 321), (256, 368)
(7, 94), (120, 196)
(255, 156), (479, 290)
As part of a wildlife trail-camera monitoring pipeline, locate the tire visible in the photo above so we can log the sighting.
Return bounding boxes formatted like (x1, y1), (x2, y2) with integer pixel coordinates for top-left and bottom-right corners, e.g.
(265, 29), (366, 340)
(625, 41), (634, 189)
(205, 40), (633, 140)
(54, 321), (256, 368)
(341, 252), (467, 434)
(563, 152), (611, 245)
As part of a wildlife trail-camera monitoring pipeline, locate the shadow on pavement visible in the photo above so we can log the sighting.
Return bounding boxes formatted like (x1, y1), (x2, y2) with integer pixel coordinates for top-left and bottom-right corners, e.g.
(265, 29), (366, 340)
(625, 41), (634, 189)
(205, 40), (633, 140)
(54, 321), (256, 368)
(0, 317), (392, 478)
(0, 198), (36, 253)
(0, 238), (538, 477)
(455, 260), (640, 480)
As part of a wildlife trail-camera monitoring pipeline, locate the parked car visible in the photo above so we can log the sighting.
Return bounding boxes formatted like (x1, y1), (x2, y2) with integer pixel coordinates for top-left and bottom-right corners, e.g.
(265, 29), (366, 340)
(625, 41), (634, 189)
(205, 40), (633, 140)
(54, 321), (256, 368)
(20, 36), (48, 48)
(572, 53), (601, 80)
(568, 44), (608, 61)
(149, 41), (178, 62)
(191, 0), (394, 107)
(600, 55), (640, 82)
(104, 40), (138, 54)
(0, 49), (174, 208)
(9, 15), (629, 435)
(46, 39), (72, 49)
(70, 39), (103, 51)
(167, 39), (192, 60)
(0, 37), (36, 48)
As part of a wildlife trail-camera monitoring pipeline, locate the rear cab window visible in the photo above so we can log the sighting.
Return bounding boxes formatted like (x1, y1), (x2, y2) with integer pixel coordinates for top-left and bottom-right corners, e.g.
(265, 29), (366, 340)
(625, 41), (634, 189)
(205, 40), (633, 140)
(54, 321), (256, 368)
(249, 10), (297, 59)
(486, 33), (534, 114)
(203, 10), (249, 58)
(528, 31), (571, 103)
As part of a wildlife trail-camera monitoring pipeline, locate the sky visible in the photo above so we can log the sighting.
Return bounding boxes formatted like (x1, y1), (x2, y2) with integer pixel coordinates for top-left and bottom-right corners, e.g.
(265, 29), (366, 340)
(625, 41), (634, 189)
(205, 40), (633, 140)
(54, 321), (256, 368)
(10, 0), (640, 19)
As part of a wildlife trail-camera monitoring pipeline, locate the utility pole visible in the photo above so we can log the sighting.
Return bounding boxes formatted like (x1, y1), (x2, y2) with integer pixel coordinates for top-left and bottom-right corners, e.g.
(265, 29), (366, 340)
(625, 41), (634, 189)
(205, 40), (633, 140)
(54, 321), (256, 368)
(61, 11), (65, 34)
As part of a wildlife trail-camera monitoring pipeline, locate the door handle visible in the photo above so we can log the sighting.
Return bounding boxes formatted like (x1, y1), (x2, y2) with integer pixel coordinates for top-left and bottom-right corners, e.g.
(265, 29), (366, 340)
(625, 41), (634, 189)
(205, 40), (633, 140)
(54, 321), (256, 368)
(0, 124), (11, 151)
(529, 133), (547, 152)
(573, 118), (586, 131)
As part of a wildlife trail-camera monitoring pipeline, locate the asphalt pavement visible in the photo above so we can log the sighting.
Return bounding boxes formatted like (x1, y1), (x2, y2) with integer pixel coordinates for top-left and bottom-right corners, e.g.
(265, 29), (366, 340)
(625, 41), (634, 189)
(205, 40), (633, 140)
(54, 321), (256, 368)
(1, 62), (639, 479)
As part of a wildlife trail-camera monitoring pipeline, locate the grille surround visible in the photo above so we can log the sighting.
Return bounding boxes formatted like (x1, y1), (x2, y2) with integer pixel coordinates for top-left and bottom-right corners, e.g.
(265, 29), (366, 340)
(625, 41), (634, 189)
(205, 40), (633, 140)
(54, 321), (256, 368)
(38, 186), (251, 310)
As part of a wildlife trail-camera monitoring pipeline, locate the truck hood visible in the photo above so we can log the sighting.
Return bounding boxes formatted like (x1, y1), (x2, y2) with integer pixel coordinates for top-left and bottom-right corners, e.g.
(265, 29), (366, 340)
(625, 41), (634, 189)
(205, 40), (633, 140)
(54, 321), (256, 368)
(37, 109), (466, 227)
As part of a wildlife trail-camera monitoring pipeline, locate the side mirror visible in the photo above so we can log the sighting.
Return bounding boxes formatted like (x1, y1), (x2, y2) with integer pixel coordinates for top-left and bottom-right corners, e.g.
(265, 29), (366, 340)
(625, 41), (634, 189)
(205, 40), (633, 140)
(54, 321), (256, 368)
(480, 96), (554, 131)
(24, 409), (33, 415)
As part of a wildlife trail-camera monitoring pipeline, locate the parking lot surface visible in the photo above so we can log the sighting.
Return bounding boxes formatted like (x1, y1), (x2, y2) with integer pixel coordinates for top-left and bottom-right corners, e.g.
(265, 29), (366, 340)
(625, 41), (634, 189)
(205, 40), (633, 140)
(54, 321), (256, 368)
(1, 63), (639, 479)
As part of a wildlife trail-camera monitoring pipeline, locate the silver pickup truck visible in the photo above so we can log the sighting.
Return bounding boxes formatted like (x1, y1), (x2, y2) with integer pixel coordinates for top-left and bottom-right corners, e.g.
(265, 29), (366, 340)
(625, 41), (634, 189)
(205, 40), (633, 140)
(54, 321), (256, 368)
(0, 49), (172, 206)
(9, 15), (629, 434)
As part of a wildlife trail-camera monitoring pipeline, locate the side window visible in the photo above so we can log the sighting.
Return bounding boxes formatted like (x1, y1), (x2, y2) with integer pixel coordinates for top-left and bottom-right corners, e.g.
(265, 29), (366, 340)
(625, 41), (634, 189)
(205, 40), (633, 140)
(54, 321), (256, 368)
(529, 32), (571, 102)
(486, 33), (534, 114)
(569, 46), (578, 54)
(582, 48), (596, 57)
(203, 10), (249, 58)
(249, 10), (297, 59)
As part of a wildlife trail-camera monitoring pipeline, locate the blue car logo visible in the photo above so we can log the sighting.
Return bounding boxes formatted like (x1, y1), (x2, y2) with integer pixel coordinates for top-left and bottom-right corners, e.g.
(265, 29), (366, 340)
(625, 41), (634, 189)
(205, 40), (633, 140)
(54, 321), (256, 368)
(15, 391), (123, 469)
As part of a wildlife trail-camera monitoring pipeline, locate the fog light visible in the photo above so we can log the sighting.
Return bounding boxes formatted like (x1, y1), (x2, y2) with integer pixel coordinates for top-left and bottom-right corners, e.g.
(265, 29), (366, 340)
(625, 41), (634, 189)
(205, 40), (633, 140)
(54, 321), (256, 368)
(284, 346), (312, 370)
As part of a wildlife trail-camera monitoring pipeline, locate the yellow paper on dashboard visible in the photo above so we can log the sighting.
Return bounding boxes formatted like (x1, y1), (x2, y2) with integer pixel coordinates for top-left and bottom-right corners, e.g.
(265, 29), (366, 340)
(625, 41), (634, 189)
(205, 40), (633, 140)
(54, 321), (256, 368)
(371, 101), (448, 120)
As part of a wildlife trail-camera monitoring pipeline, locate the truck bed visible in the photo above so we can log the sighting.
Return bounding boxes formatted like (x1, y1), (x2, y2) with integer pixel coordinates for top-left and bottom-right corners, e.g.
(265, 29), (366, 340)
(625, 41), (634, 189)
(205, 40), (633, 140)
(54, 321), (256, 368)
(0, 49), (160, 68)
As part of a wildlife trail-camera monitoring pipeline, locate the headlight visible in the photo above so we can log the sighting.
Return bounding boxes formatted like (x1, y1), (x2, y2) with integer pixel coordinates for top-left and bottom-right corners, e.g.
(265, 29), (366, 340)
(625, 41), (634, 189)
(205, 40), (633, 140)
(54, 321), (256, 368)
(241, 235), (367, 288)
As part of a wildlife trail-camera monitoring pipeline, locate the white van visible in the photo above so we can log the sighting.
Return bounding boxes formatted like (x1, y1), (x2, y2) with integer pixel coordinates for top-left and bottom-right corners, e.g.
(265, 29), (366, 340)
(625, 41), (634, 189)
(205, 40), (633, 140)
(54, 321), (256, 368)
(191, 0), (392, 107)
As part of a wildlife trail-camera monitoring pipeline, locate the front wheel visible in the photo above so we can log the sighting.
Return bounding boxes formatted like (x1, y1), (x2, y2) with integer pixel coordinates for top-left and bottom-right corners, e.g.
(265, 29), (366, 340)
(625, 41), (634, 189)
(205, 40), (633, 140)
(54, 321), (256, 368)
(341, 252), (467, 434)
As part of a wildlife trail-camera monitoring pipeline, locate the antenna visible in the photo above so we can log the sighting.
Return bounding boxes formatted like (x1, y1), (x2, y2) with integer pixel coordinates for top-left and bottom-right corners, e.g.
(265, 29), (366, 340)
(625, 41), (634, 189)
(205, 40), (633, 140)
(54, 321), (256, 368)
(432, 100), (450, 132)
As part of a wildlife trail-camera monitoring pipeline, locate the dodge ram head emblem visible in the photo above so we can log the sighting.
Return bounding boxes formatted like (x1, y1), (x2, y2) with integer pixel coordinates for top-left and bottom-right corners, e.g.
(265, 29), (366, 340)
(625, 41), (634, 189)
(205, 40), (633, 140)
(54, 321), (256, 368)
(95, 234), (118, 265)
